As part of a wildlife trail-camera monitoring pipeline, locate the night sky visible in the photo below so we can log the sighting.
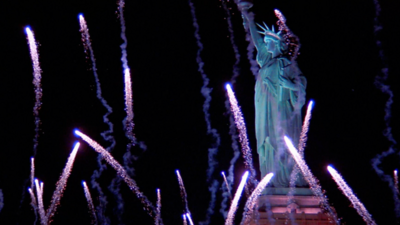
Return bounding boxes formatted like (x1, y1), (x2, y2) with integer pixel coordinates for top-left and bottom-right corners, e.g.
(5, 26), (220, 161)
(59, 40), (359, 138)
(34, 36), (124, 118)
(0, 0), (400, 224)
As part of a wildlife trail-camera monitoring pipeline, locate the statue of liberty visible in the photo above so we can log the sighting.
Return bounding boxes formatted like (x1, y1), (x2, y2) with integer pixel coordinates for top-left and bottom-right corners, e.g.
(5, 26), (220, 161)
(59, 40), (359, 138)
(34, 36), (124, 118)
(242, 5), (307, 187)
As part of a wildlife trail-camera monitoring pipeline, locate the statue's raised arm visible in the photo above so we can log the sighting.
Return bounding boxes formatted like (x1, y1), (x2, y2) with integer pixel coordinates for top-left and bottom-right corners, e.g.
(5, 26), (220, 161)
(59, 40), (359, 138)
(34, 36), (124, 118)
(241, 9), (264, 51)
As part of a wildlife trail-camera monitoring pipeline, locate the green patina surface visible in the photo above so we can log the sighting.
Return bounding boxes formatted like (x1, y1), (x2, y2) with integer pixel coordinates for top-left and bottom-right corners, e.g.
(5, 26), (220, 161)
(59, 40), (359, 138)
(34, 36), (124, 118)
(243, 9), (307, 187)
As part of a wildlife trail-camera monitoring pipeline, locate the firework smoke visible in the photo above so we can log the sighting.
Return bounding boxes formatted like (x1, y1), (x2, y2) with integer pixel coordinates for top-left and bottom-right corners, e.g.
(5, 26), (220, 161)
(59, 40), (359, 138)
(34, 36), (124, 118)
(25, 27), (43, 156)
(241, 173), (273, 225)
(78, 14), (116, 151)
(284, 136), (339, 224)
(46, 142), (80, 223)
(114, 2), (137, 218)
(74, 130), (160, 223)
(225, 84), (257, 186)
(117, 0), (136, 151)
(220, 0), (242, 218)
(221, 0), (241, 85)
(78, 18), (116, 219)
(188, 1), (221, 224)
(82, 181), (98, 225)
(371, 0), (400, 217)
(225, 171), (249, 225)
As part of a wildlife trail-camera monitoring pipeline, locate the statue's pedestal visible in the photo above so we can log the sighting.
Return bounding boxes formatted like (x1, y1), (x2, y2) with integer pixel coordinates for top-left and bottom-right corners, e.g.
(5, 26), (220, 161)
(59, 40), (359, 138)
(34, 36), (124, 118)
(252, 188), (337, 225)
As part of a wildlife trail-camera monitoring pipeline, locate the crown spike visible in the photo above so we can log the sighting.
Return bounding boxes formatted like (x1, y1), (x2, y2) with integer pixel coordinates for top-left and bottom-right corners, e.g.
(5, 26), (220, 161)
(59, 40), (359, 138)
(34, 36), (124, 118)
(262, 22), (270, 30)
(256, 23), (268, 32)
(271, 25), (275, 32)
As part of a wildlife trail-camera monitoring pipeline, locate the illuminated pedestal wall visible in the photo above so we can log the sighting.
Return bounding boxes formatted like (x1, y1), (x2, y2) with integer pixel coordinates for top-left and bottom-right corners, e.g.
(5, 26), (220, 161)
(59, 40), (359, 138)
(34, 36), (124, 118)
(252, 188), (337, 225)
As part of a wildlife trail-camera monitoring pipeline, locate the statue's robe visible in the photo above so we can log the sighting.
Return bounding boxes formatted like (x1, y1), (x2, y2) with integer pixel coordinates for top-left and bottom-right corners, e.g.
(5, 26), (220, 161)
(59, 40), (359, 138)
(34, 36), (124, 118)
(255, 48), (307, 187)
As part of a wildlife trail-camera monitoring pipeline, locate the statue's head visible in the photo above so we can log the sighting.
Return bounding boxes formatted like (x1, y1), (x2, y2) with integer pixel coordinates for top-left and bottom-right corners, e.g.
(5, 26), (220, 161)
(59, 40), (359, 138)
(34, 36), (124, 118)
(257, 24), (288, 57)
(258, 9), (301, 60)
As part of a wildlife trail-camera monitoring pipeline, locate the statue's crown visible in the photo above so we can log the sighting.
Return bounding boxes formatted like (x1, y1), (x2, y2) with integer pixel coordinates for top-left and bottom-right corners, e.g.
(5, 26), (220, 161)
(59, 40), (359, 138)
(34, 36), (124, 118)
(257, 9), (301, 60)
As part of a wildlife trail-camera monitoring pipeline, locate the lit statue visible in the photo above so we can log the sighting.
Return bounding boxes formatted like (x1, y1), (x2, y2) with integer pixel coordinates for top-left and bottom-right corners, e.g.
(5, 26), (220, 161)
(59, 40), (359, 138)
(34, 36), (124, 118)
(242, 7), (307, 187)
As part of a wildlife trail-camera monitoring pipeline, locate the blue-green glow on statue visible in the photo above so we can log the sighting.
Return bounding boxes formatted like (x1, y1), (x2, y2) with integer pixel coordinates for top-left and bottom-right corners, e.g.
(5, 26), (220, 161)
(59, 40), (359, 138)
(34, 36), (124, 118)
(242, 8), (307, 187)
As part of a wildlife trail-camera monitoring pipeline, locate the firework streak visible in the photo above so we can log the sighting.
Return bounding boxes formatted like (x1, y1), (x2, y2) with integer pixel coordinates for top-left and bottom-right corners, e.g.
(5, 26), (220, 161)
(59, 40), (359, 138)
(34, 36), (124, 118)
(74, 130), (160, 223)
(225, 171), (249, 225)
(221, 171), (232, 201)
(176, 170), (190, 214)
(241, 173), (274, 225)
(287, 100), (314, 214)
(328, 166), (376, 225)
(82, 181), (98, 225)
(225, 84), (258, 185)
(25, 27), (43, 156)
(284, 136), (339, 224)
(186, 213), (195, 225)
(35, 179), (46, 225)
(156, 189), (161, 225)
(46, 143), (80, 223)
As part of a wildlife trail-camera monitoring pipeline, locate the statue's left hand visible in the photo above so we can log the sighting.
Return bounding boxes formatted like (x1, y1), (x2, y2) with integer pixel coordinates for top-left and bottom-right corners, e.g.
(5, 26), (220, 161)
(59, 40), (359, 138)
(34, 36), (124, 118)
(279, 75), (297, 90)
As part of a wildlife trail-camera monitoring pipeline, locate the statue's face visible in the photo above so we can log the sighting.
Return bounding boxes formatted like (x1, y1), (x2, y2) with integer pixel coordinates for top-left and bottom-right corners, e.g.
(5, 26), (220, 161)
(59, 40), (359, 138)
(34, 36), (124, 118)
(264, 37), (280, 56)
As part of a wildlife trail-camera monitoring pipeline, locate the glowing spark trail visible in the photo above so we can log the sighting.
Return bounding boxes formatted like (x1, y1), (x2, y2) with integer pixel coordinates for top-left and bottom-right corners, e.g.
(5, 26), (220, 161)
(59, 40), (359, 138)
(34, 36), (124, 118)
(114, 2), (138, 219)
(156, 189), (161, 225)
(188, 1), (221, 224)
(186, 213), (195, 225)
(176, 170), (191, 214)
(46, 142), (80, 223)
(225, 84), (257, 186)
(221, 171), (232, 201)
(225, 171), (249, 225)
(35, 179), (46, 225)
(183, 214), (188, 225)
(28, 187), (38, 212)
(30, 157), (36, 219)
(297, 100), (314, 156)
(284, 136), (339, 224)
(371, 0), (400, 216)
(74, 130), (160, 223)
(79, 14), (116, 223)
(395, 170), (399, 194)
(82, 181), (98, 225)
(117, 0), (136, 150)
(287, 100), (314, 219)
(328, 165), (376, 225)
(25, 27), (43, 156)
(31, 157), (35, 191)
(241, 173), (274, 225)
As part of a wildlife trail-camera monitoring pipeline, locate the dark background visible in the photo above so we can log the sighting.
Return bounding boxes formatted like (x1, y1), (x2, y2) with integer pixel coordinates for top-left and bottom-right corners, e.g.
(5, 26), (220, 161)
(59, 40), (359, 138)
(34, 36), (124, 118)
(0, 0), (399, 224)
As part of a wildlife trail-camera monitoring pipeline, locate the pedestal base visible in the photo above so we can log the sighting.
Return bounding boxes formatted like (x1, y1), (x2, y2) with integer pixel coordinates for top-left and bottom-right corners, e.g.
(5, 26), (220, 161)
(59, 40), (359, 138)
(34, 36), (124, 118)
(251, 188), (337, 225)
